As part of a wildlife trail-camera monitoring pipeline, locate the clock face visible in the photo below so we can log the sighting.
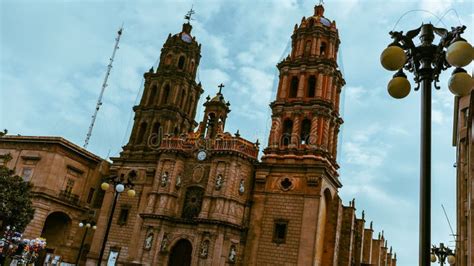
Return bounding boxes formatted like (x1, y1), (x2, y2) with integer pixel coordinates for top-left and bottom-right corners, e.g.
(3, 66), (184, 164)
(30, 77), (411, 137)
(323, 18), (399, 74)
(181, 33), (192, 43)
(197, 150), (207, 161)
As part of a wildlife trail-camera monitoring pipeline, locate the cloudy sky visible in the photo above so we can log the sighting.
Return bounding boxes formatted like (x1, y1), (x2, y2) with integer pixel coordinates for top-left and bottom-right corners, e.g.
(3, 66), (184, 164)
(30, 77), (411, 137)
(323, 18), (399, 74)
(1, 0), (472, 264)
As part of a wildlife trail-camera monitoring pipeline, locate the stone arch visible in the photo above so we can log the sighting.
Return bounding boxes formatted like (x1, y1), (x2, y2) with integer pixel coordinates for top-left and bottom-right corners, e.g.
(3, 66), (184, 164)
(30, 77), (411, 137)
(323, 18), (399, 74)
(320, 42), (327, 56)
(168, 238), (193, 266)
(300, 118), (311, 145)
(281, 119), (293, 147)
(136, 122), (148, 144)
(147, 84), (158, 106)
(314, 188), (332, 265)
(321, 188), (339, 265)
(289, 76), (299, 98)
(40, 211), (72, 251)
(161, 84), (171, 105)
(178, 55), (186, 70)
(165, 53), (173, 65)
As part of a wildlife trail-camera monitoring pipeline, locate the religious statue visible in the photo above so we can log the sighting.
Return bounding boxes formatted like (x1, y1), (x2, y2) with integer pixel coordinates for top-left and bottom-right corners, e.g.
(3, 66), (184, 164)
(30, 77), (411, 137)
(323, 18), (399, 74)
(161, 172), (169, 187)
(239, 180), (245, 194)
(144, 232), (153, 250)
(215, 174), (223, 190)
(160, 234), (169, 252)
(228, 245), (237, 263)
(199, 240), (209, 258)
(175, 175), (182, 189)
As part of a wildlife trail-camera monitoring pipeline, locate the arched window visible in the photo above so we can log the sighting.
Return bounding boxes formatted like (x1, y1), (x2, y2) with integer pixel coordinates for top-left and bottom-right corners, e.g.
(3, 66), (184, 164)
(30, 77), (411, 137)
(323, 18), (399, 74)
(304, 40), (312, 56)
(308, 18), (314, 27)
(182, 187), (205, 219)
(282, 119), (293, 146)
(152, 122), (161, 137)
(289, 77), (299, 98)
(161, 85), (170, 105)
(147, 85), (157, 106)
(307, 75), (317, 97)
(179, 89), (186, 109)
(174, 127), (179, 136)
(300, 119), (311, 144)
(178, 56), (186, 70)
(320, 42), (327, 56)
(136, 122), (148, 144)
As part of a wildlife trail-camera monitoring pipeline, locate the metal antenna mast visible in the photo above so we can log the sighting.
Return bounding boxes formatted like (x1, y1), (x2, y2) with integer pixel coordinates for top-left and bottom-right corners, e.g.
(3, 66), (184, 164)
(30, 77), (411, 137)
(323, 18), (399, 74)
(84, 26), (123, 148)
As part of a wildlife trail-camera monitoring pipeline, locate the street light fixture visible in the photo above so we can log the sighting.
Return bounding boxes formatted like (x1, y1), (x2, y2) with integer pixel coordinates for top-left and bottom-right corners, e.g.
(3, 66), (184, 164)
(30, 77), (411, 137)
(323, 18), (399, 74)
(431, 243), (456, 265)
(97, 173), (136, 265)
(76, 218), (96, 266)
(381, 23), (472, 266)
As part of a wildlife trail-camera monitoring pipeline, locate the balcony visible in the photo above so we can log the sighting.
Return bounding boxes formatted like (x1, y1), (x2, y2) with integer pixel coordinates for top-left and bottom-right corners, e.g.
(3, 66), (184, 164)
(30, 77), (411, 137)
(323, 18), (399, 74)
(58, 190), (80, 205)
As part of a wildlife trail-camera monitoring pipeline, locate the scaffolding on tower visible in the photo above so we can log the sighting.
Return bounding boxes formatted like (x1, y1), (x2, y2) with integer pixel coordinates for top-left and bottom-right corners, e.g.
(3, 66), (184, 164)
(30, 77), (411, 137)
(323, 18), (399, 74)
(83, 26), (123, 148)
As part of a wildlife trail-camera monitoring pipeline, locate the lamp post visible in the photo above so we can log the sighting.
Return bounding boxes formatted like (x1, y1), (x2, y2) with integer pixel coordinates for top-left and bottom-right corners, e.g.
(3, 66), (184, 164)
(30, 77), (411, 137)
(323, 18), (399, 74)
(97, 173), (136, 265)
(75, 219), (96, 265)
(431, 243), (456, 266)
(380, 24), (472, 265)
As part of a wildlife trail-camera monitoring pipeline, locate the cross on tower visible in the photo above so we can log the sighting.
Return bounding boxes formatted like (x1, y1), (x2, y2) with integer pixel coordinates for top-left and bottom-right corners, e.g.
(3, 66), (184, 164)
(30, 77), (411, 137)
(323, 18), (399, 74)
(184, 6), (195, 23)
(218, 83), (225, 94)
(319, 0), (324, 5)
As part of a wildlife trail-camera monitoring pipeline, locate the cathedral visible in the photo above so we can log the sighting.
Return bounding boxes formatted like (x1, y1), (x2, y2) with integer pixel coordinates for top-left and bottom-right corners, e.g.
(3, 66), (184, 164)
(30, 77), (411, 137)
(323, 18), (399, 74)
(85, 4), (397, 266)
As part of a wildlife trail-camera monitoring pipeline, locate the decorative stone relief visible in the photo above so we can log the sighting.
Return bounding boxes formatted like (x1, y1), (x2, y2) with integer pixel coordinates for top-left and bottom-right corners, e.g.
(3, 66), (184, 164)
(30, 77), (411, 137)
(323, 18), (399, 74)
(279, 177), (294, 191)
(160, 233), (169, 252)
(175, 174), (182, 189)
(192, 165), (205, 182)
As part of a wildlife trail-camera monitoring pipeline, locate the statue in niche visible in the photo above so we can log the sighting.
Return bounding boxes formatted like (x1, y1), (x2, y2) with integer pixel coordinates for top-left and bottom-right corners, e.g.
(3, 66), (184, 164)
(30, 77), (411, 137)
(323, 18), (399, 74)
(161, 172), (169, 187)
(175, 174), (182, 189)
(238, 179), (245, 194)
(215, 174), (223, 190)
(160, 234), (169, 252)
(144, 232), (153, 250)
(228, 245), (237, 263)
(199, 240), (209, 258)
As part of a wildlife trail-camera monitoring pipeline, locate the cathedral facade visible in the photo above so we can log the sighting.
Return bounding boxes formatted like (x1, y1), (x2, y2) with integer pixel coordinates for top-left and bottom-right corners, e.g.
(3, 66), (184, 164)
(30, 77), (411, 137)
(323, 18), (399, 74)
(87, 5), (397, 266)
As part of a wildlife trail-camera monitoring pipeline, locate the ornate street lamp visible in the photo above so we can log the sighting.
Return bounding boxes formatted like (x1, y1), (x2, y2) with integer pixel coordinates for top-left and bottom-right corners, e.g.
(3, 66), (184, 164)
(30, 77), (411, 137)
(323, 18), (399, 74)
(431, 243), (456, 266)
(381, 24), (472, 265)
(97, 173), (136, 265)
(76, 218), (96, 265)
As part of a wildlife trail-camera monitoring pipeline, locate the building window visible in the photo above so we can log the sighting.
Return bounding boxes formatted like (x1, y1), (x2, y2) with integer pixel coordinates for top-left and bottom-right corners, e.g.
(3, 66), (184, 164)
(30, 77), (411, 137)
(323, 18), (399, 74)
(180, 88), (186, 108)
(300, 119), (311, 144)
(148, 85), (158, 106)
(182, 187), (204, 219)
(273, 219), (288, 244)
(304, 40), (312, 56)
(136, 122), (148, 144)
(87, 188), (95, 204)
(307, 75), (316, 97)
(93, 189), (105, 208)
(118, 206), (130, 226)
(289, 77), (299, 98)
(65, 179), (75, 194)
(282, 119), (293, 146)
(178, 56), (186, 69)
(21, 167), (33, 181)
(320, 42), (327, 56)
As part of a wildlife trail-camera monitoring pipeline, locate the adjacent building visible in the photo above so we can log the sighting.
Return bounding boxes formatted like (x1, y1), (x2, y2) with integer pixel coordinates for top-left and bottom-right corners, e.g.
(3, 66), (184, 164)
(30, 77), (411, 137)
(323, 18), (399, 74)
(85, 4), (397, 266)
(0, 136), (109, 264)
(454, 87), (473, 265)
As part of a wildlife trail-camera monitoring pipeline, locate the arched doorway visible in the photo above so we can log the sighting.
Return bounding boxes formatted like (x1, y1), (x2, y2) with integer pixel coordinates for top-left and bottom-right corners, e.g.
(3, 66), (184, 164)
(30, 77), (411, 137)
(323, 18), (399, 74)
(40, 212), (72, 252)
(168, 239), (193, 266)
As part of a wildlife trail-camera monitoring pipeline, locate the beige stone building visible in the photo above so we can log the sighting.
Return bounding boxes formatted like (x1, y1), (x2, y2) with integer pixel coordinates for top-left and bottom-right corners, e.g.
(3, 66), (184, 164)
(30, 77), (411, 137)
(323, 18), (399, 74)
(454, 87), (473, 265)
(85, 4), (397, 266)
(0, 136), (109, 264)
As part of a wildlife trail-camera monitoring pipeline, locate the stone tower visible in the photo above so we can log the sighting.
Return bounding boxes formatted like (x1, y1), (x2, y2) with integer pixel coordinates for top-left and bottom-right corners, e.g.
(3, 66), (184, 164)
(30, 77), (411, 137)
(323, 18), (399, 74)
(122, 21), (203, 156)
(245, 4), (345, 265)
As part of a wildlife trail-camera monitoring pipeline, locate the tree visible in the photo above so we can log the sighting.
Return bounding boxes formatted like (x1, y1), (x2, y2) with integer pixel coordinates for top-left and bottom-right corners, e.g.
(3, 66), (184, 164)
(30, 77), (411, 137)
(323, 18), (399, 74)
(0, 161), (35, 233)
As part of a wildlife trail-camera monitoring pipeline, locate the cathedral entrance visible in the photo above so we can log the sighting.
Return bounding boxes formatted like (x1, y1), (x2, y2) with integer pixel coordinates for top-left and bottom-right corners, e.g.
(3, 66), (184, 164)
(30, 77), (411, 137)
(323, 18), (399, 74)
(168, 239), (193, 266)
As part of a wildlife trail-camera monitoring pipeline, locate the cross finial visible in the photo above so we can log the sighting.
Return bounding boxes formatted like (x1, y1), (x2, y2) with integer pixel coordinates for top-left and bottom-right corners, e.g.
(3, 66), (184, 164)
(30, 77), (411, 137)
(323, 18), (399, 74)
(218, 83), (225, 94)
(319, 0), (324, 5)
(185, 6), (195, 23)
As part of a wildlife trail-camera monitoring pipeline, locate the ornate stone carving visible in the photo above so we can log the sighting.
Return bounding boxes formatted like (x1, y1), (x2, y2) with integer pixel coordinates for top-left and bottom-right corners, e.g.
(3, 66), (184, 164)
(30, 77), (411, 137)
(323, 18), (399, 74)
(144, 231), (154, 250)
(228, 245), (237, 263)
(160, 233), (169, 252)
(161, 172), (169, 187)
(199, 239), (210, 258)
(238, 179), (245, 194)
(215, 174), (223, 190)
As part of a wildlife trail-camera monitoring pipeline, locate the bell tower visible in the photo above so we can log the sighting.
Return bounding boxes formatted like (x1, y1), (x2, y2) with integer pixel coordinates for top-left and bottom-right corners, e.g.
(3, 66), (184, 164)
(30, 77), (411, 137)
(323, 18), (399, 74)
(123, 13), (203, 154)
(245, 4), (346, 265)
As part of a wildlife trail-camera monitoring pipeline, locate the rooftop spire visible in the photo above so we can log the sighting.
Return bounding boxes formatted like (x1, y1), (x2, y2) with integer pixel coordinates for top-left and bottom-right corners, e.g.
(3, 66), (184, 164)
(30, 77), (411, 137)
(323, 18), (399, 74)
(184, 6), (195, 24)
(314, 2), (325, 16)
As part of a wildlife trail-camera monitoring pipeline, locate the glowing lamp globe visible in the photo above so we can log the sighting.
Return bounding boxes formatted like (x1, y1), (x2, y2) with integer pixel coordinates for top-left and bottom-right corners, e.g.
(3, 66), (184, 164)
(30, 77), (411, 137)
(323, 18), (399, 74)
(448, 70), (472, 96)
(388, 76), (411, 99)
(85, 223), (91, 228)
(447, 255), (455, 264)
(381, 45), (406, 71)
(127, 189), (136, 197)
(446, 40), (472, 67)
(101, 182), (110, 191)
(115, 183), (125, 193)
(79, 222), (84, 228)
(430, 254), (437, 262)
(92, 225), (97, 230)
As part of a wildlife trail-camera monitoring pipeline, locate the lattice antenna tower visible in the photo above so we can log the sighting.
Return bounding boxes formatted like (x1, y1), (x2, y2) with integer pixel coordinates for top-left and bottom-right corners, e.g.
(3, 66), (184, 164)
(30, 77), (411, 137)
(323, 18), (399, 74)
(84, 26), (123, 148)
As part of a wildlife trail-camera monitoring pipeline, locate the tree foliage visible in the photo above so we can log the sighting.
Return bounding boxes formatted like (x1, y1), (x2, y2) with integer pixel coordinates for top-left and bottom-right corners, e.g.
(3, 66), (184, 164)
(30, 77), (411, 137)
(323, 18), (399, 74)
(0, 164), (35, 232)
